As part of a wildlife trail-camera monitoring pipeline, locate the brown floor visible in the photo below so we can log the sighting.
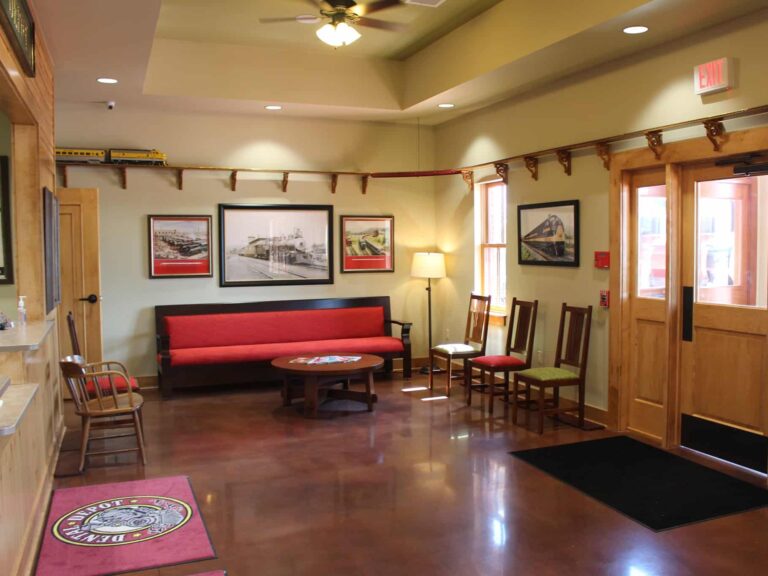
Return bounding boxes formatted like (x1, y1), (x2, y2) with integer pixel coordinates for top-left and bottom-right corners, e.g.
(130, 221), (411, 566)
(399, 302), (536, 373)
(52, 375), (768, 576)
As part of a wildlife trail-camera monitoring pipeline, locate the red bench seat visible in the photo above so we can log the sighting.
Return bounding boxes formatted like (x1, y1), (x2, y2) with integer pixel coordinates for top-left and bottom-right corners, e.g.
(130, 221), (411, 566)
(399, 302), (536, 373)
(155, 297), (412, 397)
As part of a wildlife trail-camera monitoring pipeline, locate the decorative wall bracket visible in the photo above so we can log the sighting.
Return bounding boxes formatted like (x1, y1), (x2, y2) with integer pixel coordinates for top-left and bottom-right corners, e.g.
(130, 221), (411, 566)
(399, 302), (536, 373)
(176, 169), (184, 191)
(596, 142), (611, 170)
(331, 173), (338, 193)
(645, 130), (664, 160)
(119, 166), (127, 190)
(524, 156), (539, 181)
(703, 118), (726, 151)
(494, 162), (509, 185)
(361, 175), (369, 195)
(556, 150), (572, 176)
(230, 170), (238, 192)
(282, 172), (289, 192)
(462, 170), (474, 192)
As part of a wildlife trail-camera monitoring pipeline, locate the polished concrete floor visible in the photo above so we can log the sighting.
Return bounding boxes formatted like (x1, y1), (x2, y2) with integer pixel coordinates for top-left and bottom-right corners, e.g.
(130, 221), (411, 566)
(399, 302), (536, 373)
(53, 375), (768, 576)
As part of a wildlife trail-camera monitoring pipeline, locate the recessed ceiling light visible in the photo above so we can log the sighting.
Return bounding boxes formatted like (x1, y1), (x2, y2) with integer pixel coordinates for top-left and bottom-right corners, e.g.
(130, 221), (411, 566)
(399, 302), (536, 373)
(264, 105), (282, 111)
(623, 25), (648, 35)
(438, 103), (455, 109)
(97, 77), (118, 84)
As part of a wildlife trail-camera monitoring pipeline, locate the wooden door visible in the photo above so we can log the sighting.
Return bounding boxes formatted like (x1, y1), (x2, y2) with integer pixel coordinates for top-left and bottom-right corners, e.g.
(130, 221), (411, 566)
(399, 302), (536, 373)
(680, 165), (768, 459)
(57, 188), (102, 362)
(626, 169), (669, 442)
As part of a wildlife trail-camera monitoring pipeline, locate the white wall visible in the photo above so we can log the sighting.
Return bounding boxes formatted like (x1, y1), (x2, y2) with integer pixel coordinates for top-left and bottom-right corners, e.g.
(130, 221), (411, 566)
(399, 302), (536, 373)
(56, 106), (436, 377)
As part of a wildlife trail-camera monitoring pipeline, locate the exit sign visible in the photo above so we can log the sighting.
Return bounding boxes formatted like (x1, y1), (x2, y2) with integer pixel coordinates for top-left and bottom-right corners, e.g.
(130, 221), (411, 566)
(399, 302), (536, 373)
(694, 58), (731, 95)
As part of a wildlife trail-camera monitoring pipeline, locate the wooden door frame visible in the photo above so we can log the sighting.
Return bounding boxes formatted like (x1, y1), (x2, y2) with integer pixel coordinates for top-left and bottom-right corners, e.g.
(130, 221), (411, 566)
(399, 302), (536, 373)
(609, 124), (768, 447)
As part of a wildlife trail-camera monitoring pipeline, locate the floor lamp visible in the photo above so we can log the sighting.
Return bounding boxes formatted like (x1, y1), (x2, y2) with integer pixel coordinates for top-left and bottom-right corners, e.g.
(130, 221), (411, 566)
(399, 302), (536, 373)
(411, 252), (446, 374)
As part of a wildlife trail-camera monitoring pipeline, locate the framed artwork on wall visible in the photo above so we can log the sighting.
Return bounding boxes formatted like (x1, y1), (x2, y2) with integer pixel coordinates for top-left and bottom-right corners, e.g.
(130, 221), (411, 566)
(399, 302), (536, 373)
(517, 200), (580, 267)
(43, 187), (61, 313)
(340, 215), (394, 273)
(148, 215), (213, 278)
(219, 204), (333, 287)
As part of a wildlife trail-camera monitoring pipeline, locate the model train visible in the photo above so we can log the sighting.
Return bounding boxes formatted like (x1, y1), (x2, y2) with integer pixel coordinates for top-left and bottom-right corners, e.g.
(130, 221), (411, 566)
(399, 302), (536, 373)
(55, 147), (168, 166)
(522, 214), (566, 257)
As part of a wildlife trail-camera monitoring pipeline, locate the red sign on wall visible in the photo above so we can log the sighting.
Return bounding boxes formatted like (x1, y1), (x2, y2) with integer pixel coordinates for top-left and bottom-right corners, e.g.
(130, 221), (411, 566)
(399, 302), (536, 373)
(694, 58), (731, 96)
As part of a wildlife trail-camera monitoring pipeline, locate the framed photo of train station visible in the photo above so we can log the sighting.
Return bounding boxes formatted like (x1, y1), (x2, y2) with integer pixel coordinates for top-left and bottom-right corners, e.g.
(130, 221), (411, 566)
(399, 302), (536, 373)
(340, 215), (394, 273)
(219, 204), (333, 287)
(148, 215), (213, 278)
(517, 200), (579, 267)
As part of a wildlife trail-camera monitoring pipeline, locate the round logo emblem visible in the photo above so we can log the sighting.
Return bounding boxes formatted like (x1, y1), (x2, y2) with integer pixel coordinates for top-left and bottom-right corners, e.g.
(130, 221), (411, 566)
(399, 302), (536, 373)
(52, 496), (193, 547)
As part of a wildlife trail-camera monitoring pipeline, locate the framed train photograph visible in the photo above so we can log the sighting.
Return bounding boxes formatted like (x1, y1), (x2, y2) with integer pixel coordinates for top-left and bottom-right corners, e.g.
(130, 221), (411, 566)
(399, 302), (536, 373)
(517, 200), (579, 267)
(340, 215), (394, 273)
(148, 215), (213, 278)
(219, 204), (333, 287)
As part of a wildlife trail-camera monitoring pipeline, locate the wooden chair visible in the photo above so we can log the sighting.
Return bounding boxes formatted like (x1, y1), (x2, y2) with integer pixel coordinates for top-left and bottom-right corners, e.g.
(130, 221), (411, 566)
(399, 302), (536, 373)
(428, 293), (492, 397)
(513, 303), (592, 434)
(466, 298), (538, 415)
(67, 311), (140, 394)
(60, 355), (147, 472)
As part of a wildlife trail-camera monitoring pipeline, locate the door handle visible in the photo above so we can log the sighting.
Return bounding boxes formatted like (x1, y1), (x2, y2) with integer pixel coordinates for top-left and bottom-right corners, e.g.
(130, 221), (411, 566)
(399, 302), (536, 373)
(682, 286), (693, 342)
(79, 294), (99, 304)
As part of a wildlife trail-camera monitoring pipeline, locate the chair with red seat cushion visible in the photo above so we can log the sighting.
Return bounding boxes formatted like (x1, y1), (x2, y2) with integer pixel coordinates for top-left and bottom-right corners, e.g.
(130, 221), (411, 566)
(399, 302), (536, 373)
(67, 311), (139, 393)
(466, 298), (538, 415)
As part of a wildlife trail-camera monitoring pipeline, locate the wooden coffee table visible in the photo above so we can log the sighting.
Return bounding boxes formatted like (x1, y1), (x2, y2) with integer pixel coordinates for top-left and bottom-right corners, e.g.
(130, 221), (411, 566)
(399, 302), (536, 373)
(272, 354), (384, 418)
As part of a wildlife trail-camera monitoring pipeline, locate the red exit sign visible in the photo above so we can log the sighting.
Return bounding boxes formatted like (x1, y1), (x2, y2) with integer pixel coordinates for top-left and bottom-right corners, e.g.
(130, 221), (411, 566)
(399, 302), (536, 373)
(694, 57), (731, 95)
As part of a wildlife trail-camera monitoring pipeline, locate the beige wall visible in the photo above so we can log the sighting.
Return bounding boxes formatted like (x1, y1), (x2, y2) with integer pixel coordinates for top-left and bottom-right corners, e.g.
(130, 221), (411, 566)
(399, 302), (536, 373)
(433, 13), (768, 411)
(56, 106), (436, 377)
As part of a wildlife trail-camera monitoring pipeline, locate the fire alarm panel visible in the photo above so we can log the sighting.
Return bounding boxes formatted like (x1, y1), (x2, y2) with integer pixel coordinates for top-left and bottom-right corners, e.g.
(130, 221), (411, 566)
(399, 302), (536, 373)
(594, 251), (610, 269)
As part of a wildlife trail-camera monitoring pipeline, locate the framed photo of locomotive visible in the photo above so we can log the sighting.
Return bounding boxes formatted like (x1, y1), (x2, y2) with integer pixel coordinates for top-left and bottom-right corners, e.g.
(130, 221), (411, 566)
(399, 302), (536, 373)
(219, 204), (333, 287)
(340, 215), (394, 273)
(148, 215), (213, 278)
(517, 200), (580, 267)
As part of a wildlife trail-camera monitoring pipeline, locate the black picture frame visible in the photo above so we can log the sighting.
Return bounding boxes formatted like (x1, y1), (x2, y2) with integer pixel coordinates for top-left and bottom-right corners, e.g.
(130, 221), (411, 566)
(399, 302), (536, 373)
(148, 215), (213, 278)
(340, 215), (395, 273)
(219, 204), (333, 287)
(0, 156), (13, 284)
(0, 0), (35, 77)
(517, 200), (580, 267)
(43, 187), (61, 313)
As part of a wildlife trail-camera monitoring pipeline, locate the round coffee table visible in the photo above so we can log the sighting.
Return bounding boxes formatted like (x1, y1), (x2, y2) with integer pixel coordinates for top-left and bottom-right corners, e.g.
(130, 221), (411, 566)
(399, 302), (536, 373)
(272, 354), (384, 418)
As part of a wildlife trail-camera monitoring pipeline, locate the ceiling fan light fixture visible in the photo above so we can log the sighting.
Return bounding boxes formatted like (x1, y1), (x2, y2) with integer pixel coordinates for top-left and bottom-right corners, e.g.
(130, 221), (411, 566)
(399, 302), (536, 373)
(316, 21), (361, 47)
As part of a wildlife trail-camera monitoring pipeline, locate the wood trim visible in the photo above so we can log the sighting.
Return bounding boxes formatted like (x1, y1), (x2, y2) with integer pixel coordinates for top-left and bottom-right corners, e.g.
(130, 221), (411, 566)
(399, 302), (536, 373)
(664, 164), (682, 448)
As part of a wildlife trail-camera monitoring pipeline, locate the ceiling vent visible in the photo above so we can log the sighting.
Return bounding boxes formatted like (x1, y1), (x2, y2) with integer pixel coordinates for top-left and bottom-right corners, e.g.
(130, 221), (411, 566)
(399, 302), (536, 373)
(404, 0), (447, 7)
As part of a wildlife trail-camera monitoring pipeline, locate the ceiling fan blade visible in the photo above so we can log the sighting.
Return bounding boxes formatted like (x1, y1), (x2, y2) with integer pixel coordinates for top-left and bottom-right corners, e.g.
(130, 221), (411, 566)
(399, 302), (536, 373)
(356, 16), (407, 32)
(306, 0), (334, 10)
(259, 17), (304, 24)
(353, 0), (402, 17)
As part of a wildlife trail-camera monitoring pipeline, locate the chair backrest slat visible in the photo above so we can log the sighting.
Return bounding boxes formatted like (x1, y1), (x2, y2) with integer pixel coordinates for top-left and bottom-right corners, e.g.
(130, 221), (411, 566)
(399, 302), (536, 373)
(506, 299), (539, 369)
(66, 311), (82, 357)
(554, 304), (593, 379)
(464, 294), (492, 352)
(60, 355), (134, 415)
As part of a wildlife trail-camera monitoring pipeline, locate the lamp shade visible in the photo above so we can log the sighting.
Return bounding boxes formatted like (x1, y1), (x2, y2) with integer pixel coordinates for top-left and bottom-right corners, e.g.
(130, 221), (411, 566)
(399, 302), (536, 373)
(316, 22), (361, 47)
(411, 252), (446, 279)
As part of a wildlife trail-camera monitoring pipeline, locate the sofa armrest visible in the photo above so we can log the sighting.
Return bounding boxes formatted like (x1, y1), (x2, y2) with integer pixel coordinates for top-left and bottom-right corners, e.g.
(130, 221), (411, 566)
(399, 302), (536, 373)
(386, 320), (412, 378)
(386, 319), (412, 338)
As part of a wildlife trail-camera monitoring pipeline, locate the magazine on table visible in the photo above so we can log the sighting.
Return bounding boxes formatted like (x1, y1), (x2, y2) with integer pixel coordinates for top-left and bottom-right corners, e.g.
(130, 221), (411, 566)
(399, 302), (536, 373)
(289, 355), (362, 365)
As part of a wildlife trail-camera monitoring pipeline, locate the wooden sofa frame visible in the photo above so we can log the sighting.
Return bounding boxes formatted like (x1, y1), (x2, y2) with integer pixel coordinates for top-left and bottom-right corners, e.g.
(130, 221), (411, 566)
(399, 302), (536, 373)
(155, 296), (412, 398)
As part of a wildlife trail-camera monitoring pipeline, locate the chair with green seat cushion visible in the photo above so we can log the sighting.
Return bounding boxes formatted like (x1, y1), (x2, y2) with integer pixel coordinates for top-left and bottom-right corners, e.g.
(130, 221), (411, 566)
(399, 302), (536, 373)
(466, 298), (538, 415)
(513, 303), (592, 434)
(428, 293), (491, 397)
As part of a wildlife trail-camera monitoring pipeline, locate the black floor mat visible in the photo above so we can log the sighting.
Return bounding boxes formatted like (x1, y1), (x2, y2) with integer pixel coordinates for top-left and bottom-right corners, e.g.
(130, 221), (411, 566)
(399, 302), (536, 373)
(511, 435), (768, 531)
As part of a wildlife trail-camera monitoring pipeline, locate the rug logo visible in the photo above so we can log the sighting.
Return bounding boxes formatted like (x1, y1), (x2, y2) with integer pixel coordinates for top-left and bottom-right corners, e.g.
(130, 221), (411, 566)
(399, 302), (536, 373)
(52, 496), (193, 547)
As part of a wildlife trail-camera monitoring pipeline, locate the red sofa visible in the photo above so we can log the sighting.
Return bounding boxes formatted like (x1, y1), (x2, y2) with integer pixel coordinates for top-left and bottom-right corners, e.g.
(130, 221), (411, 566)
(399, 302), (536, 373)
(155, 297), (411, 398)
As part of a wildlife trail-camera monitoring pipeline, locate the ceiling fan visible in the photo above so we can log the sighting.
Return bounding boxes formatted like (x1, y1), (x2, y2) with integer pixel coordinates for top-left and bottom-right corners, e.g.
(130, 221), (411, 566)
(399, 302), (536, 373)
(260, 0), (407, 47)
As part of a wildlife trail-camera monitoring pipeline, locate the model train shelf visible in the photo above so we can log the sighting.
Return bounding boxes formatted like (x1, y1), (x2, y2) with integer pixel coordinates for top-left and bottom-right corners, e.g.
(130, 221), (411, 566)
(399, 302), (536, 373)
(56, 147), (168, 166)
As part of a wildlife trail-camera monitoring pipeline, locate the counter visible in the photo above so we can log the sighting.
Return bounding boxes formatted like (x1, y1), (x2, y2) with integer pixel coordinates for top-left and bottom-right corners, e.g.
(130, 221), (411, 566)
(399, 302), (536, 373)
(0, 382), (39, 436)
(0, 321), (55, 352)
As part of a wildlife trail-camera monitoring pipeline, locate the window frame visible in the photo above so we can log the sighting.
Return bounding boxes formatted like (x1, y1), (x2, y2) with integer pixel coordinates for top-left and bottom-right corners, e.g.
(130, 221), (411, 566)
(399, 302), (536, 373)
(478, 180), (507, 314)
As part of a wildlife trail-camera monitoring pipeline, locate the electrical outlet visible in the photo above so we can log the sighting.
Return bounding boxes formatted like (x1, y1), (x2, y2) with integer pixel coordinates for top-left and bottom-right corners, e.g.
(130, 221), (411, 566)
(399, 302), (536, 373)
(536, 350), (544, 364)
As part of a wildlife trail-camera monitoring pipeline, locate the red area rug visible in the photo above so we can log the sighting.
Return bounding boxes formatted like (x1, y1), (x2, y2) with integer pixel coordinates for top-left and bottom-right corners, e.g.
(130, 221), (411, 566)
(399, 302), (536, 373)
(35, 475), (216, 576)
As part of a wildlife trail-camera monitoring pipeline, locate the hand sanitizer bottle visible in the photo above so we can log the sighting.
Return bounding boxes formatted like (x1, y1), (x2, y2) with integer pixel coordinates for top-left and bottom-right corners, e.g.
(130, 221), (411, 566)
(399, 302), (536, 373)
(17, 296), (27, 325)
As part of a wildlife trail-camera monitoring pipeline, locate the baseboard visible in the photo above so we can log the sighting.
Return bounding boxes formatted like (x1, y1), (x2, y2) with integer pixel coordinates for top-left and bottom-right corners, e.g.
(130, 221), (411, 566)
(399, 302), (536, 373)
(15, 418), (66, 576)
(136, 375), (158, 389)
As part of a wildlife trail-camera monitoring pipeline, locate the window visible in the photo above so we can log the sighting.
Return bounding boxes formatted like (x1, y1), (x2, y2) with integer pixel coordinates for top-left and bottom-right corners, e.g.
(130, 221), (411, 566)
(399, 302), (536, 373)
(477, 181), (507, 311)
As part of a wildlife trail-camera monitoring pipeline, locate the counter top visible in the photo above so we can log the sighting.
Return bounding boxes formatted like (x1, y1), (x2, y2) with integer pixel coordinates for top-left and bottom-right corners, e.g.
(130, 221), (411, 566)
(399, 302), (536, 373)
(0, 383), (39, 436)
(0, 321), (55, 352)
